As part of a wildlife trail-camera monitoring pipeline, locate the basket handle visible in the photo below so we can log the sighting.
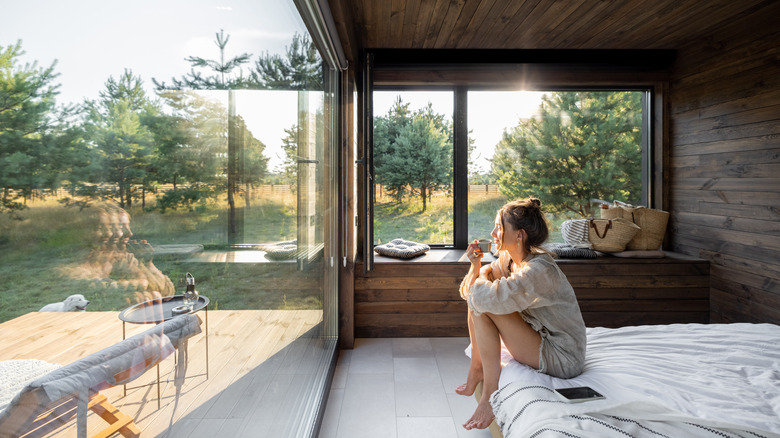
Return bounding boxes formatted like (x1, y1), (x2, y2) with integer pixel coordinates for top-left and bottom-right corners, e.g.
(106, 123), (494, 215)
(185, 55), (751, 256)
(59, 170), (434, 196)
(590, 220), (612, 239)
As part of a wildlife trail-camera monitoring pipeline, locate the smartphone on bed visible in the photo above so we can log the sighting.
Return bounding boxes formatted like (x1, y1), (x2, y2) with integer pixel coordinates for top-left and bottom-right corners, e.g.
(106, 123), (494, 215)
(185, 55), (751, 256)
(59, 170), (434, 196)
(554, 386), (605, 403)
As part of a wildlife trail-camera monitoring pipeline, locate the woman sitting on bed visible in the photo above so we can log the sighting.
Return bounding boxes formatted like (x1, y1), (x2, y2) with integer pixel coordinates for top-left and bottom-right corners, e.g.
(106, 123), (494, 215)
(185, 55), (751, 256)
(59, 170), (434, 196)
(457, 197), (587, 430)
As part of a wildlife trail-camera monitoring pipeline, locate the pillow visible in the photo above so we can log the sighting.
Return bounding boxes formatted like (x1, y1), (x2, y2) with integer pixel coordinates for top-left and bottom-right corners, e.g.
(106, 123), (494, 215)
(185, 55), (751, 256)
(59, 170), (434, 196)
(560, 219), (593, 249)
(542, 243), (597, 259)
(374, 239), (430, 259)
(258, 239), (298, 261)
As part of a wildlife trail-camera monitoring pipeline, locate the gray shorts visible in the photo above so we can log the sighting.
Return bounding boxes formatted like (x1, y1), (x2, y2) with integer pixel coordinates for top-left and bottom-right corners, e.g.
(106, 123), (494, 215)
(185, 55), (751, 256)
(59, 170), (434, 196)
(537, 331), (584, 379)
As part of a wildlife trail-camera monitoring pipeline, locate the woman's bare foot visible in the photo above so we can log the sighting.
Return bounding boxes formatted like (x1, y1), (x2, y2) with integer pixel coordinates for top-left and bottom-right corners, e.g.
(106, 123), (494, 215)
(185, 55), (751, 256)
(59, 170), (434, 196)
(455, 367), (483, 396)
(463, 398), (495, 430)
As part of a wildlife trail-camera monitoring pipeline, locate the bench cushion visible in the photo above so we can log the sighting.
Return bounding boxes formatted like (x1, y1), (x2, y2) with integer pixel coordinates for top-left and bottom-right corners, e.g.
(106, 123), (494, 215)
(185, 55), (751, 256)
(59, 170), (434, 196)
(374, 239), (430, 259)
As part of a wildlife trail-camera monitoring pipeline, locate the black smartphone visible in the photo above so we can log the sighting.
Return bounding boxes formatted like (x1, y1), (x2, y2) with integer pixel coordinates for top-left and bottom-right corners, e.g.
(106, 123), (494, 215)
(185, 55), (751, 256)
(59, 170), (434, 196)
(554, 386), (605, 403)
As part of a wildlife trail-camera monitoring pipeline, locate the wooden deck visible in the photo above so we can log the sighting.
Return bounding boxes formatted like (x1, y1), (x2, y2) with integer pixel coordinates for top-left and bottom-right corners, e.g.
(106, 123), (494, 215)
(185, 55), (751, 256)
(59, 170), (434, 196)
(0, 309), (327, 437)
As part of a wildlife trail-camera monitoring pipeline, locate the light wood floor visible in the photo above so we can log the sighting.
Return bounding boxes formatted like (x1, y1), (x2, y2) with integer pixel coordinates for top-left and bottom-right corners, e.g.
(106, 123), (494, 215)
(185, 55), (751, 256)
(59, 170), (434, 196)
(0, 309), (329, 437)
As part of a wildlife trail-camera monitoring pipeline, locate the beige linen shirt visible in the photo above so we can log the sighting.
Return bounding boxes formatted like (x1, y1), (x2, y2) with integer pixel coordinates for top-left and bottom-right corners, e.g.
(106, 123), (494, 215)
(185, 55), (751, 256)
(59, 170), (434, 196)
(460, 251), (587, 378)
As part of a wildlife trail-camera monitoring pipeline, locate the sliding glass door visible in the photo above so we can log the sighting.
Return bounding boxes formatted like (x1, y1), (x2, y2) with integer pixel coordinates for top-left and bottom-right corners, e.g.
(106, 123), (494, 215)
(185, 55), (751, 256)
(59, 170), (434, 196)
(2, 1), (339, 436)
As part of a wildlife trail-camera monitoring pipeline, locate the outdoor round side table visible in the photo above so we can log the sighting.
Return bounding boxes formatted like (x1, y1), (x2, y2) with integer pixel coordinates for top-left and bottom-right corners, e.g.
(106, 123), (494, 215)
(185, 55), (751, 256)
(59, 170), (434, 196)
(118, 295), (209, 406)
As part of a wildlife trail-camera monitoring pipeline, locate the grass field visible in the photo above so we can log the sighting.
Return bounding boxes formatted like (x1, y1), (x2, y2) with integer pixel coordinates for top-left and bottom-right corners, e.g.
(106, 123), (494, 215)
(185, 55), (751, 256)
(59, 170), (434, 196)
(374, 187), (566, 245)
(0, 191), (311, 323)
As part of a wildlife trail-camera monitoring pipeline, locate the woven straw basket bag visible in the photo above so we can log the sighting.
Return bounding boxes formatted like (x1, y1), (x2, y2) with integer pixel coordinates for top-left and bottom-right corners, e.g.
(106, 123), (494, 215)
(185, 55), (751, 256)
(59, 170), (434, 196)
(588, 218), (640, 253)
(600, 202), (670, 250)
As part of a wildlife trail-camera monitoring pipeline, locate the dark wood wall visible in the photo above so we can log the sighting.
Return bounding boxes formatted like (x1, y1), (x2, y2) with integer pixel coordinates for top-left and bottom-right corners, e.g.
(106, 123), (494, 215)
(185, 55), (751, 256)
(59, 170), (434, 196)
(668, 4), (780, 324)
(354, 254), (709, 338)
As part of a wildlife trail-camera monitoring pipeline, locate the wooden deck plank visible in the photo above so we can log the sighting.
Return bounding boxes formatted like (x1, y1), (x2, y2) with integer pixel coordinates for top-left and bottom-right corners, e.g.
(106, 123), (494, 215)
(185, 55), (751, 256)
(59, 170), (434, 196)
(0, 309), (323, 438)
(137, 310), (277, 432)
(199, 311), (298, 420)
(0, 312), (109, 360)
(223, 312), (323, 425)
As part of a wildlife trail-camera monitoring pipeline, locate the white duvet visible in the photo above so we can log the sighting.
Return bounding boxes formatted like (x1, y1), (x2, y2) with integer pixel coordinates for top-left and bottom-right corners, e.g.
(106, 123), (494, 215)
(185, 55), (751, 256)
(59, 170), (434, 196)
(478, 323), (780, 437)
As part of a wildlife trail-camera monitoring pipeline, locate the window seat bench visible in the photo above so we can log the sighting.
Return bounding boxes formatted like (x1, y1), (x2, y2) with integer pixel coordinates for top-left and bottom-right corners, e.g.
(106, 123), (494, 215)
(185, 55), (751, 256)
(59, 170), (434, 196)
(354, 251), (710, 338)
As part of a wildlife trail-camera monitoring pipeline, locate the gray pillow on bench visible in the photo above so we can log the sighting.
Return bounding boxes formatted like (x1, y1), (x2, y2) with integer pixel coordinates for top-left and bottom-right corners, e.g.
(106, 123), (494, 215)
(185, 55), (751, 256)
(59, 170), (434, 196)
(543, 243), (597, 259)
(374, 239), (430, 259)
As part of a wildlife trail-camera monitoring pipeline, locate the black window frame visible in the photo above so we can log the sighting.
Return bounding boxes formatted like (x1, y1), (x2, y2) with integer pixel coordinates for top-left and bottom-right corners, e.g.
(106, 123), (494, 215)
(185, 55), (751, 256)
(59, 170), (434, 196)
(362, 49), (674, 269)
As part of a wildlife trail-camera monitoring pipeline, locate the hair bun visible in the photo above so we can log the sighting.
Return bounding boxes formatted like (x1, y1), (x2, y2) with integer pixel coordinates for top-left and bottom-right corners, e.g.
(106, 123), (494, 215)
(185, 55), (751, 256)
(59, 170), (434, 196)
(529, 197), (541, 208)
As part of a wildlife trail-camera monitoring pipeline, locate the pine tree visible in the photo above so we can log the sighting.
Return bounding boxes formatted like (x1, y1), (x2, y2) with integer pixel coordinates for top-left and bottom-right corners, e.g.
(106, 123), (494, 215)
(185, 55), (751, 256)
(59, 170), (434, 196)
(374, 101), (452, 213)
(0, 40), (78, 214)
(81, 70), (156, 208)
(153, 29), (251, 90)
(492, 91), (643, 217)
(280, 124), (300, 187)
(373, 97), (413, 201)
(251, 33), (323, 90)
(147, 90), (227, 211)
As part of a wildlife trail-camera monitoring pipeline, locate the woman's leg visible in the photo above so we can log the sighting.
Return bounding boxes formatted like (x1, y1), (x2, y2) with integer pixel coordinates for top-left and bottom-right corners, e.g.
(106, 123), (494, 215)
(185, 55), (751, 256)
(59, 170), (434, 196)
(455, 310), (482, 396)
(463, 311), (541, 430)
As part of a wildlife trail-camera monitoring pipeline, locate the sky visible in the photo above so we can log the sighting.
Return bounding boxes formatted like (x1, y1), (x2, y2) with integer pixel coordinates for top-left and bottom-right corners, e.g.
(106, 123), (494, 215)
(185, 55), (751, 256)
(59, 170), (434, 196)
(3, 0), (305, 171)
(4, 0), (545, 173)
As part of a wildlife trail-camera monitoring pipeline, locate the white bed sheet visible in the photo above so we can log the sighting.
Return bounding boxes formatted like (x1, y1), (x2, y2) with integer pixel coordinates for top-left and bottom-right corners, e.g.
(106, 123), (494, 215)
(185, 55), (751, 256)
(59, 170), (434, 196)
(471, 323), (780, 436)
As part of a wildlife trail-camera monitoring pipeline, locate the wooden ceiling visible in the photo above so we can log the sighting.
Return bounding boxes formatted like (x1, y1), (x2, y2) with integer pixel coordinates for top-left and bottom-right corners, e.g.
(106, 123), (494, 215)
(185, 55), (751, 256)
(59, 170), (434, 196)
(328, 0), (772, 62)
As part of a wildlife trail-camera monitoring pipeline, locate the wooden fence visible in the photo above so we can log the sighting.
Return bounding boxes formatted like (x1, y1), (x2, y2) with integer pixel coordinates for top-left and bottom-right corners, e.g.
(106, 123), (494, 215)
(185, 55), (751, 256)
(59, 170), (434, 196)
(373, 184), (500, 198)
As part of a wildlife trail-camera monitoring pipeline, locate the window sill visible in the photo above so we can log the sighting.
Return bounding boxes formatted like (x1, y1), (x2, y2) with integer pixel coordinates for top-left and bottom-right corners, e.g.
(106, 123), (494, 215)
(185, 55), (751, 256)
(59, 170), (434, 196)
(373, 249), (491, 263)
(153, 245), (295, 263)
(371, 249), (704, 264)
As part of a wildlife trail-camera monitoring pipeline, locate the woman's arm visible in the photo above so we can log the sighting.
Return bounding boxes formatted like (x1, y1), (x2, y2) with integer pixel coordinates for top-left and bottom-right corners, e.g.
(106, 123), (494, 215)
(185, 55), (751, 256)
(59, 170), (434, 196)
(468, 255), (560, 316)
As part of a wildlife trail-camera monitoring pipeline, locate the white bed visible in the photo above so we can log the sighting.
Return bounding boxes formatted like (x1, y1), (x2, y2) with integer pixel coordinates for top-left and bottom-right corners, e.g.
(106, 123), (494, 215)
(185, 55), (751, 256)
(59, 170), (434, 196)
(474, 323), (780, 438)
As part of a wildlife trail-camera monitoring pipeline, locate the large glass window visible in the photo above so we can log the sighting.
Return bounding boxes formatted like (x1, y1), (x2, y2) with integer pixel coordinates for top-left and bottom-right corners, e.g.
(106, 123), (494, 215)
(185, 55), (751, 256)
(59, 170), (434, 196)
(372, 90), (454, 245)
(371, 88), (649, 247)
(2, 1), (337, 436)
(469, 90), (647, 243)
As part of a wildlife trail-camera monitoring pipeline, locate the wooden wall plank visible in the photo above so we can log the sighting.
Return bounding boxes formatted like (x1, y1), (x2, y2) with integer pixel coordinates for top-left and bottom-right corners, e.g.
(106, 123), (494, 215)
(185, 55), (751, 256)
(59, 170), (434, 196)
(456, 0), (512, 48)
(355, 300), (466, 314)
(470, 0), (543, 49)
(493, 0), (555, 48)
(411, 0), (437, 48)
(669, 5), (780, 324)
(432, 0), (467, 48)
(356, 288), (462, 302)
(353, 254), (709, 337)
(441, 0), (483, 48)
(389, 0), (407, 49)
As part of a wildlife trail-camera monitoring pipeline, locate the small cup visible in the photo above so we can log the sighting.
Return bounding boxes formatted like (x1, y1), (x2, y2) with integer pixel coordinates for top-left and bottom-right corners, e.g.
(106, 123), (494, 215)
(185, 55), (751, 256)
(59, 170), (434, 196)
(478, 239), (492, 254)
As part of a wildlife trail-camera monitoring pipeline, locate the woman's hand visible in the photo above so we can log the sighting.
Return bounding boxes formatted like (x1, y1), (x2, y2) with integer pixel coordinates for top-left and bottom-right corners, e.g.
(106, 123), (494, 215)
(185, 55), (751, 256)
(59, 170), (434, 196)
(467, 240), (483, 266)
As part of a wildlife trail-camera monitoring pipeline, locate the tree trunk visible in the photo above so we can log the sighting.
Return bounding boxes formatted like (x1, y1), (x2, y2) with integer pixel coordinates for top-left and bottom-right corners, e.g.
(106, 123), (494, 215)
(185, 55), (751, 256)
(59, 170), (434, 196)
(420, 186), (427, 213)
(118, 182), (125, 209)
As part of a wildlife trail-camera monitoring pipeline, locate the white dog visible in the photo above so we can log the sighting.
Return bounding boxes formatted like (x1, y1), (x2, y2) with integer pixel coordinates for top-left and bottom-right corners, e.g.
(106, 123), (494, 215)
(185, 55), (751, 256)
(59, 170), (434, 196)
(39, 294), (90, 312)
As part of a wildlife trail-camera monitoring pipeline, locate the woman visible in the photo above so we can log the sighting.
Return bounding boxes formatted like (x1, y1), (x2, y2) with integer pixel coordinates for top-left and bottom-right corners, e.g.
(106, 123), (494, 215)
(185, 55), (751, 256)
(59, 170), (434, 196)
(66, 203), (175, 304)
(457, 197), (587, 430)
